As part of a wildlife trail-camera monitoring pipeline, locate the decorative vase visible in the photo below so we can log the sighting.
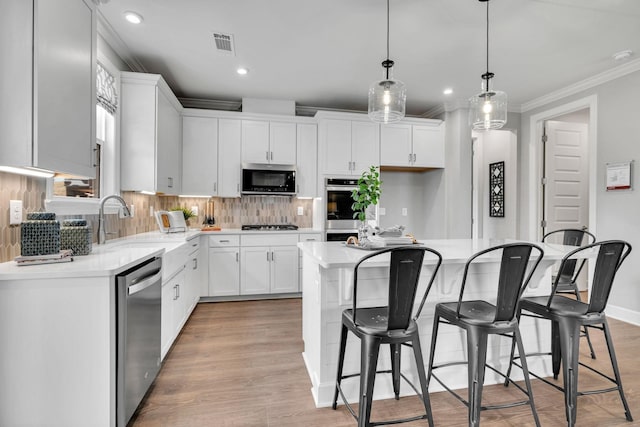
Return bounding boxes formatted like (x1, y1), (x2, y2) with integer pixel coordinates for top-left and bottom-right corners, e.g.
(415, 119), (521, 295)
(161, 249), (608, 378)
(358, 221), (369, 246)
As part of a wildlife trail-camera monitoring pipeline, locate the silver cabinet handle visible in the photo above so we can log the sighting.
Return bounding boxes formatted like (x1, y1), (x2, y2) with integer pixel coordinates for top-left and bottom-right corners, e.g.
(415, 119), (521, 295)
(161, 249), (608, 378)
(271, 251), (274, 262)
(176, 284), (180, 299)
(408, 153), (412, 163)
(220, 239), (230, 243)
(192, 258), (197, 270)
(413, 153), (417, 162)
(237, 183), (240, 192)
(173, 284), (179, 300)
(236, 252), (239, 262)
(266, 151), (269, 161)
(306, 238), (316, 241)
(270, 151), (273, 161)
(214, 182), (217, 192)
(128, 270), (162, 295)
(266, 251), (270, 262)
(168, 177), (173, 188)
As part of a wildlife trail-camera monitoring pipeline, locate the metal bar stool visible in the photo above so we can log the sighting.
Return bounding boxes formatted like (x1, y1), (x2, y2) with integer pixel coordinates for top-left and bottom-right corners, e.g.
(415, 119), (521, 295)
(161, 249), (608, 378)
(426, 243), (544, 427)
(332, 246), (443, 427)
(543, 228), (597, 358)
(507, 240), (633, 426)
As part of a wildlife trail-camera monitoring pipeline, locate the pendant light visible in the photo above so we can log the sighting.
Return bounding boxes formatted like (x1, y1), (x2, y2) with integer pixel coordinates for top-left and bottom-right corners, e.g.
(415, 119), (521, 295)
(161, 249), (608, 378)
(469, 0), (507, 130)
(368, 0), (406, 123)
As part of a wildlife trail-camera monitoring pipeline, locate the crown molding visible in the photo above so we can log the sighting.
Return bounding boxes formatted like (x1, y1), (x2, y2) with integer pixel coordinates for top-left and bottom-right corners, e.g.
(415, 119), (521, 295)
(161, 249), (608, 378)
(96, 11), (147, 73)
(521, 58), (640, 113)
(179, 97), (242, 111)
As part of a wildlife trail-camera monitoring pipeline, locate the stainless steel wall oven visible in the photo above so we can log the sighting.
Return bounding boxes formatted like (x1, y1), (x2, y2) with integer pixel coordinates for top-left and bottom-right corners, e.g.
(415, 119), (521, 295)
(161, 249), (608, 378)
(325, 178), (359, 241)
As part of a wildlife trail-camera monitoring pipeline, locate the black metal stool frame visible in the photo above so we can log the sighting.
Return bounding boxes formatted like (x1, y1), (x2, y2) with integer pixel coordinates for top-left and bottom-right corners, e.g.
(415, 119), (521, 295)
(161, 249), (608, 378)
(506, 240), (633, 426)
(426, 243), (544, 427)
(543, 228), (597, 358)
(332, 246), (443, 427)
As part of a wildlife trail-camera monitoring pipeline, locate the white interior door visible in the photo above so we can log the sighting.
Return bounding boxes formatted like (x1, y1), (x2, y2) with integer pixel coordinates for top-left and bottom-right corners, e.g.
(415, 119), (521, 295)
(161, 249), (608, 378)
(544, 120), (589, 235)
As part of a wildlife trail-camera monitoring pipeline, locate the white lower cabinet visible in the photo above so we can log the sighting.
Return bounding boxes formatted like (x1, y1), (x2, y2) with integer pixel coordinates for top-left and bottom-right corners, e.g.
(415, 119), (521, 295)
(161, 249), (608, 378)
(240, 244), (298, 295)
(161, 266), (186, 360)
(208, 248), (240, 296)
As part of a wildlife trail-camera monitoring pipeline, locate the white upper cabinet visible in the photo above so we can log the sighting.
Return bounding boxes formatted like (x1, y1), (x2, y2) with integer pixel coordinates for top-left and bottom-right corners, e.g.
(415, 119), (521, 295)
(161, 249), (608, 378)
(182, 116), (218, 196)
(120, 72), (183, 194)
(241, 120), (296, 164)
(319, 116), (380, 176)
(218, 119), (242, 197)
(296, 123), (318, 197)
(0, 0), (96, 177)
(380, 120), (445, 168)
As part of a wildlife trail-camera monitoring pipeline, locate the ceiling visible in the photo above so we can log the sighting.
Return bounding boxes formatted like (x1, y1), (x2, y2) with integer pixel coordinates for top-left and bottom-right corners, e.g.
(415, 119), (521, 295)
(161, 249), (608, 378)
(97, 0), (640, 117)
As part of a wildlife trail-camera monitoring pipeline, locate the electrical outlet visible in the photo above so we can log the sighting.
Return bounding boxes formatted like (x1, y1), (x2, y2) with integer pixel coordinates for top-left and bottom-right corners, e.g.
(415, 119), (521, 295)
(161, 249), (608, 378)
(191, 206), (199, 216)
(129, 204), (135, 218)
(150, 206), (155, 217)
(401, 207), (408, 216)
(9, 200), (22, 225)
(297, 206), (304, 216)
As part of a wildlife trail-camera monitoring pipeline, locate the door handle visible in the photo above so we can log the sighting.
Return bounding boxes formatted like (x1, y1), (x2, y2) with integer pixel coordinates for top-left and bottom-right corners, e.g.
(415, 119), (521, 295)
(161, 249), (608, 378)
(128, 270), (162, 295)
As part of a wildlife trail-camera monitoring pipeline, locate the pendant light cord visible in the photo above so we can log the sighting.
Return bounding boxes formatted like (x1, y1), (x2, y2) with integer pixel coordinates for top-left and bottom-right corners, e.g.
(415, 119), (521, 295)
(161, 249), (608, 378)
(485, 0), (490, 92)
(386, 0), (390, 79)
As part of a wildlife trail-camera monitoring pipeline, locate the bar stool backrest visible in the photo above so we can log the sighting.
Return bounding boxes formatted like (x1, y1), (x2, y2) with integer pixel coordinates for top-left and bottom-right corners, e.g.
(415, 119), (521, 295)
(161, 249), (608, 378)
(550, 240), (632, 314)
(457, 243), (544, 322)
(542, 229), (596, 283)
(352, 246), (443, 330)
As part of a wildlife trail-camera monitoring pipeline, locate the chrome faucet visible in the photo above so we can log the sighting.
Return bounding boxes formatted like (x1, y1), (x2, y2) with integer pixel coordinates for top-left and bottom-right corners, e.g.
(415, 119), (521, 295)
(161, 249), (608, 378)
(98, 194), (131, 244)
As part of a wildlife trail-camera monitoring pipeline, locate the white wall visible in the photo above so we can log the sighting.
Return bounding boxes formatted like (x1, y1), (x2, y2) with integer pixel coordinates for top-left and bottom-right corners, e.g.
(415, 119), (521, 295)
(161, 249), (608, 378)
(378, 170), (444, 239)
(519, 69), (640, 324)
(473, 130), (518, 239)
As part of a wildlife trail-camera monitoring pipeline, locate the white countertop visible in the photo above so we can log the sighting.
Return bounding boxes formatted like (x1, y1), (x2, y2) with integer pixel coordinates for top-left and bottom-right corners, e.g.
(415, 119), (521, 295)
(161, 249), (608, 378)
(0, 228), (321, 281)
(297, 238), (573, 269)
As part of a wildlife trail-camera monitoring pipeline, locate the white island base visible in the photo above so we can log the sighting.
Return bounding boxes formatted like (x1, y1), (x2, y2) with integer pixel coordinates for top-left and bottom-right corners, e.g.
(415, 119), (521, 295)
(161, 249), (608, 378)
(298, 239), (572, 408)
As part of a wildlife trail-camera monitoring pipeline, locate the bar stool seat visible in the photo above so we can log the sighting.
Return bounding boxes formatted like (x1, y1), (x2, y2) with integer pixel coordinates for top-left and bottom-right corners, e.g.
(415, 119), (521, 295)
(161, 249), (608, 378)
(332, 246), (443, 427)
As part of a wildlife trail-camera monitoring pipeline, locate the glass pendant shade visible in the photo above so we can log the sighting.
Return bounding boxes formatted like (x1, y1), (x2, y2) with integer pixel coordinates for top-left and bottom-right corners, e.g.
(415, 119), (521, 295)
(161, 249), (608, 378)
(368, 65), (406, 123)
(469, 85), (507, 130)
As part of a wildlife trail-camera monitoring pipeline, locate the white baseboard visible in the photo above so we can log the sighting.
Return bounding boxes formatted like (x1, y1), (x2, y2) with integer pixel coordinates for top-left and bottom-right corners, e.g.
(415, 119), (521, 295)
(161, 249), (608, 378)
(606, 304), (640, 326)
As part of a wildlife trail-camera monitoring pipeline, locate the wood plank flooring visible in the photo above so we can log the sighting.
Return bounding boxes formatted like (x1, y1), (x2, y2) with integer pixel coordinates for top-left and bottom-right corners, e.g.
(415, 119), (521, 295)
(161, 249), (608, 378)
(131, 299), (640, 426)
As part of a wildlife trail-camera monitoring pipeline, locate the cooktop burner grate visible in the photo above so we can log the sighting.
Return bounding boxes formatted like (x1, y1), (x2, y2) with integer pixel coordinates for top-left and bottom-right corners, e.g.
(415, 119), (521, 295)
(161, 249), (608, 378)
(241, 224), (299, 231)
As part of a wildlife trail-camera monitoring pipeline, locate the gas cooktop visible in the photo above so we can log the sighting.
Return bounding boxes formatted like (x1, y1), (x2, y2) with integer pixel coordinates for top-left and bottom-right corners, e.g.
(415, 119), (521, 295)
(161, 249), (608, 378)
(241, 224), (299, 231)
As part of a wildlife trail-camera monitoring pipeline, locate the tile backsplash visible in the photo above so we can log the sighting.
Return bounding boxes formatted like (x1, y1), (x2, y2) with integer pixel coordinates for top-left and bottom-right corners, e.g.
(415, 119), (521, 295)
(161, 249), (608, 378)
(0, 171), (314, 263)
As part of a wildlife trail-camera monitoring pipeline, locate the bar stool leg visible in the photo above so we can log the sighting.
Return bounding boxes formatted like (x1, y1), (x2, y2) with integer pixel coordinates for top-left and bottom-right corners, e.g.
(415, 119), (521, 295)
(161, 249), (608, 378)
(411, 333), (435, 427)
(467, 327), (488, 427)
(573, 287), (596, 359)
(552, 320), (561, 380)
(390, 343), (401, 400)
(426, 314), (441, 390)
(514, 326), (541, 427)
(602, 319), (634, 422)
(557, 318), (581, 426)
(332, 324), (349, 410)
(358, 335), (381, 427)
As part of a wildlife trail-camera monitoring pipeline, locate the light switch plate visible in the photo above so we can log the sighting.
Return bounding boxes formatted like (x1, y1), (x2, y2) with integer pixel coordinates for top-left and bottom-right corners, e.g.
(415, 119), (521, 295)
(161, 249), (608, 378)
(401, 208), (408, 216)
(10, 200), (22, 225)
(379, 207), (386, 216)
(191, 206), (199, 216)
(297, 206), (304, 216)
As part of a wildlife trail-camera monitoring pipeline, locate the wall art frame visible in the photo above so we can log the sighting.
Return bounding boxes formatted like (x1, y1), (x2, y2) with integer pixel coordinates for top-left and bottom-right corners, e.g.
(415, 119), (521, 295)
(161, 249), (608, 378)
(489, 161), (505, 217)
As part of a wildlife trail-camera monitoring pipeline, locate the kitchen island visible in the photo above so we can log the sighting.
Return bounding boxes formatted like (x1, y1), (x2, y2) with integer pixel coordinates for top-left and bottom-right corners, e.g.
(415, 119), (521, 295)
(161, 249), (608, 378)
(297, 239), (575, 408)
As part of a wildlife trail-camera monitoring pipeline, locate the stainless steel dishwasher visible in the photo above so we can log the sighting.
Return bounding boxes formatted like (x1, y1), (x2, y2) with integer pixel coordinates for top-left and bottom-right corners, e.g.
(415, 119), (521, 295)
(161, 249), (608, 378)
(116, 256), (163, 426)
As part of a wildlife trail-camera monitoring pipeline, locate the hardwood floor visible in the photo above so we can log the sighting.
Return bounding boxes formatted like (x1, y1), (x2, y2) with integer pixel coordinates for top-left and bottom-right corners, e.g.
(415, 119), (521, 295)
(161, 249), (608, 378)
(131, 299), (640, 426)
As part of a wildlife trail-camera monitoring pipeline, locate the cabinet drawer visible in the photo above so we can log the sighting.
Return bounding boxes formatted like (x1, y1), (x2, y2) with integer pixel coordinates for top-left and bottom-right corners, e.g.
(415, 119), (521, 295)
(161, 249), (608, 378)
(209, 235), (240, 247)
(299, 233), (322, 242)
(241, 234), (299, 247)
(187, 237), (200, 254)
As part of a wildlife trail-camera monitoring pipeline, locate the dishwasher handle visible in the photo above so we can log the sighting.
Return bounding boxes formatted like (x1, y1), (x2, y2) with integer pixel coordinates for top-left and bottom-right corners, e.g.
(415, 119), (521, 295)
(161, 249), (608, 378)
(128, 270), (162, 295)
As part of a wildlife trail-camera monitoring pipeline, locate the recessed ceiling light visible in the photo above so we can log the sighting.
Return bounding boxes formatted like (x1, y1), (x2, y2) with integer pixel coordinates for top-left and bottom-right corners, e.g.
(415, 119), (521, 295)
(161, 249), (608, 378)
(443, 88), (453, 95)
(237, 67), (249, 75)
(123, 11), (143, 24)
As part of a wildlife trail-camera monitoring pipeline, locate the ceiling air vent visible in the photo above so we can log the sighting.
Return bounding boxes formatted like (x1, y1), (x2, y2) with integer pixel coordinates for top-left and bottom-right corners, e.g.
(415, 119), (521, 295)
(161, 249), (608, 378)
(212, 32), (235, 56)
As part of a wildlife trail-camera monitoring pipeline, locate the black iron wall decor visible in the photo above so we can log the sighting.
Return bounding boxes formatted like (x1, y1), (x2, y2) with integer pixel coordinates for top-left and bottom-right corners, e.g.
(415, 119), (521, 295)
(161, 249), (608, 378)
(489, 161), (504, 217)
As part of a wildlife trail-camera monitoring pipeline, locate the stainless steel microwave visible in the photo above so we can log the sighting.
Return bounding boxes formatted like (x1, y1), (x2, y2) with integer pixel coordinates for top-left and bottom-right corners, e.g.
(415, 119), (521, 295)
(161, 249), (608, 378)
(241, 163), (296, 195)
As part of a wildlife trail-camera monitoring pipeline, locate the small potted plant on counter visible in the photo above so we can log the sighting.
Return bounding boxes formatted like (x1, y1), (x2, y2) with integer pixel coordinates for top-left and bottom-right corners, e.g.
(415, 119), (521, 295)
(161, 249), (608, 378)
(351, 165), (381, 245)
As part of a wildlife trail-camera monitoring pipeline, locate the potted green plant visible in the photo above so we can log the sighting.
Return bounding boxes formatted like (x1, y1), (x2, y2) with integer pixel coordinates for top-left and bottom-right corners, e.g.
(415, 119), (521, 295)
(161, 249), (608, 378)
(351, 165), (382, 244)
(170, 206), (197, 226)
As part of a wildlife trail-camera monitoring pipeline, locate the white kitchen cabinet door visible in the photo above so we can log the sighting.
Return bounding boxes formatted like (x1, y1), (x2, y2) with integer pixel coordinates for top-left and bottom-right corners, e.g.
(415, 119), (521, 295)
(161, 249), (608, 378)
(241, 120), (270, 164)
(208, 248), (240, 296)
(156, 89), (182, 193)
(185, 249), (201, 312)
(161, 267), (186, 359)
(182, 116), (218, 196)
(412, 124), (445, 168)
(269, 121), (297, 164)
(0, 0), (96, 177)
(320, 119), (352, 175)
(240, 247), (271, 294)
(351, 121), (380, 175)
(218, 119), (242, 197)
(380, 124), (412, 167)
(270, 246), (299, 293)
(296, 123), (318, 197)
